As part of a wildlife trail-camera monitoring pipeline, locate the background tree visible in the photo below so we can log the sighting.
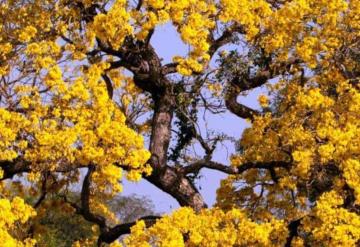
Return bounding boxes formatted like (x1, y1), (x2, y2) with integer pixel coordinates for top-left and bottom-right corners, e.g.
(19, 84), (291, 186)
(0, 0), (359, 246)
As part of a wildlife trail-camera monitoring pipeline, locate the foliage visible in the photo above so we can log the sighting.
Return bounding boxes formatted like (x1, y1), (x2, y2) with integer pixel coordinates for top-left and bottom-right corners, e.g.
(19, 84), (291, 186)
(0, 0), (359, 246)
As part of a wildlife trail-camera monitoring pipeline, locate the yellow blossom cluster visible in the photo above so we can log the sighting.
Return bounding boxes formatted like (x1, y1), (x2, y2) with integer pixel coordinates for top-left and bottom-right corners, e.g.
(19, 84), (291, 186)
(50, 0), (358, 77)
(17, 26), (37, 43)
(90, 0), (133, 50)
(0, 197), (36, 246)
(124, 207), (287, 246)
(0, 109), (29, 161)
(219, 0), (272, 40)
(1, 5), (152, 239)
(8, 62), (151, 185)
(224, 71), (360, 219)
(302, 191), (360, 246)
(25, 41), (62, 70)
(258, 94), (269, 108)
(260, 0), (355, 67)
(0, 1), (51, 77)
(217, 0), (360, 239)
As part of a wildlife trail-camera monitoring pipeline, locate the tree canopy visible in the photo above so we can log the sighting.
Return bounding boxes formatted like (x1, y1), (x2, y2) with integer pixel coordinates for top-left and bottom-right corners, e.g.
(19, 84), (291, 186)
(0, 0), (359, 246)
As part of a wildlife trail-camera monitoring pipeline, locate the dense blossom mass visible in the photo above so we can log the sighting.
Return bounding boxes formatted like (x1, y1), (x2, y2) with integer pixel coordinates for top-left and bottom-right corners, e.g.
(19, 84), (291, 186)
(0, 0), (359, 246)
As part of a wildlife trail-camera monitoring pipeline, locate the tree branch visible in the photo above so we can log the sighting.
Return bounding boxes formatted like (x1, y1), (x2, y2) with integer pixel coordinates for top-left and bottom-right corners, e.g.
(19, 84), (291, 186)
(209, 25), (245, 57)
(108, 59), (139, 73)
(98, 215), (160, 244)
(0, 159), (88, 181)
(225, 84), (260, 120)
(145, 29), (155, 47)
(225, 57), (302, 120)
(95, 37), (123, 57)
(161, 62), (178, 75)
(0, 159), (30, 180)
(136, 0), (143, 10)
(285, 218), (302, 247)
(182, 160), (290, 175)
(101, 73), (114, 99)
(79, 165), (107, 230)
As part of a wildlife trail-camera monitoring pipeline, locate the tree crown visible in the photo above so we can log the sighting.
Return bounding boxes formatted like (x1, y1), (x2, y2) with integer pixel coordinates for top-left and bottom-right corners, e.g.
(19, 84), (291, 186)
(0, 0), (359, 246)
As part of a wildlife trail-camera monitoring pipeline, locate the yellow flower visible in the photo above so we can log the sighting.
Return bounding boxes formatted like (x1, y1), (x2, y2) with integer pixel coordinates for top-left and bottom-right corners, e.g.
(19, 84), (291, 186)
(18, 26), (37, 42)
(258, 94), (269, 107)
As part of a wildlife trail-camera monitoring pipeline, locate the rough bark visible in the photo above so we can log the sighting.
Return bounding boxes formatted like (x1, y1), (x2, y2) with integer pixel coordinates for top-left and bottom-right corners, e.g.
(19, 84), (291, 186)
(146, 166), (207, 211)
(148, 88), (174, 169)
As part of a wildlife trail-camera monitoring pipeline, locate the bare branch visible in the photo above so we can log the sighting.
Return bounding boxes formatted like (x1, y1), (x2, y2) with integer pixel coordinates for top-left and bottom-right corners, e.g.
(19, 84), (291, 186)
(145, 29), (155, 47)
(182, 160), (290, 175)
(136, 0), (143, 10)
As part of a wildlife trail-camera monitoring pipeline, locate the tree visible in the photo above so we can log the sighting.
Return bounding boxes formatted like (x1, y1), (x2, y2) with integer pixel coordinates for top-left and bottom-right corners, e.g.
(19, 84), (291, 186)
(0, 0), (359, 246)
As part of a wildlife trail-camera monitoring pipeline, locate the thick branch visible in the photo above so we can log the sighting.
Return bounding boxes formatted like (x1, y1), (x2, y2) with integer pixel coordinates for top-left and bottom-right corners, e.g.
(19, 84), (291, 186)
(225, 84), (260, 120)
(161, 62), (178, 75)
(231, 70), (271, 91)
(209, 25), (245, 57)
(285, 218), (302, 247)
(98, 215), (160, 244)
(80, 165), (107, 230)
(0, 159), (88, 181)
(0, 159), (30, 180)
(182, 160), (290, 175)
(108, 59), (139, 73)
(141, 79), (207, 212)
(145, 166), (207, 211)
(225, 69), (271, 120)
(225, 58), (302, 120)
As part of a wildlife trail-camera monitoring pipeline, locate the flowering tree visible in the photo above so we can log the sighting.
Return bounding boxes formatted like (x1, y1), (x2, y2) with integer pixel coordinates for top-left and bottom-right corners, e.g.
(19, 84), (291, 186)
(0, 0), (359, 246)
